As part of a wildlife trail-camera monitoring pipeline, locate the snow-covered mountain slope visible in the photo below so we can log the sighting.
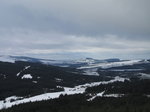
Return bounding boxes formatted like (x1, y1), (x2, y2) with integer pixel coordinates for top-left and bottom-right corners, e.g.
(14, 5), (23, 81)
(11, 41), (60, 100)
(0, 56), (122, 67)
(78, 60), (149, 69)
(76, 58), (120, 64)
(0, 56), (92, 66)
(0, 56), (150, 111)
(78, 59), (149, 76)
(0, 76), (128, 110)
(1, 55), (149, 69)
(1, 55), (149, 77)
(0, 61), (108, 100)
(0, 56), (15, 63)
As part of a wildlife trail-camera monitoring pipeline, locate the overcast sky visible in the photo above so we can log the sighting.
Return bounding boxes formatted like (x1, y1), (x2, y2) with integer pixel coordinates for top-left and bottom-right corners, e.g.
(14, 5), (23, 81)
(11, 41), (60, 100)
(0, 0), (150, 59)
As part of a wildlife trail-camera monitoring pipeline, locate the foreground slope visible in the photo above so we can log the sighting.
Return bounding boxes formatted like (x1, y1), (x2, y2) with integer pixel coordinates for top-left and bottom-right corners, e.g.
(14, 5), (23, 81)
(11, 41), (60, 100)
(1, 78), (150, 112)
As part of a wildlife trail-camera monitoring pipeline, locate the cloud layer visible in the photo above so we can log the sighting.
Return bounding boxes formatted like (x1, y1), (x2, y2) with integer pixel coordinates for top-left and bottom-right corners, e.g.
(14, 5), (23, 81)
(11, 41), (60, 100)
(0, 0), (150, 59)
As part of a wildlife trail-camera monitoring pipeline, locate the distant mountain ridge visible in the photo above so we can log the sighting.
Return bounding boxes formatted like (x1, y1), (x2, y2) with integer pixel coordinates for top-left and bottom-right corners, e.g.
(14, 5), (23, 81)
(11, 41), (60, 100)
(0, 55), (126, 64)
(0, 55), (149, 69)
(0, 55), (121, 66)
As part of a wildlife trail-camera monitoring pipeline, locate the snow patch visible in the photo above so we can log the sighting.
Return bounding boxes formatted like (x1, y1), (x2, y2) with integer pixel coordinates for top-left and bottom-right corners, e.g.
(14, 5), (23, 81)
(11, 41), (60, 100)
(16, 66), (30, 76)
(22, 74), (32, 79)
(37, 77), (40, 79)
(138, 73), (150, 79)
(0, 96), (23, 109)
(55, 78), (63, 82)
(32, 81), (37, 83)
(87, 91), (105, 101)
(104, 94), (124, 98)
(87, 93), (124, 101)
(4, 96), (23, 102)
(109, 69), (144, 72)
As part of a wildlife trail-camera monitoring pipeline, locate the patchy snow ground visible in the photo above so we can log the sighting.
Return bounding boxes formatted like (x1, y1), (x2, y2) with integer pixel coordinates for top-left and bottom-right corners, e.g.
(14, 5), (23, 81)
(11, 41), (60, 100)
(55, 78), (63, 82)
(0, 76), (129, 110)
(16, 66), (30, 76)
(138, 73), (150, 79)
(22, 74), (33, 79)
(104, 94), (124, 97)
(87, 91), (105, 101)
(109, 69), (144, 72)
(87, 92), (124, 101)
(78, 60), (145, 69)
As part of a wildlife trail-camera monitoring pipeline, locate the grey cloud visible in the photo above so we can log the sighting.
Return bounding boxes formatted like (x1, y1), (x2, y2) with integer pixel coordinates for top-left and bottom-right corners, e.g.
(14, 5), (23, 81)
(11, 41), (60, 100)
(0, 0), (150, 36)
(0, 31), (149, 54)
(0, 0), (150, 59)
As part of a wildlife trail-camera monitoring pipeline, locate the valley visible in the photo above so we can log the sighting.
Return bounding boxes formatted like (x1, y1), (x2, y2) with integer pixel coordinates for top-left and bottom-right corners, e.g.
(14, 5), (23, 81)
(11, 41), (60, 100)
(0, 56), (150, 112)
